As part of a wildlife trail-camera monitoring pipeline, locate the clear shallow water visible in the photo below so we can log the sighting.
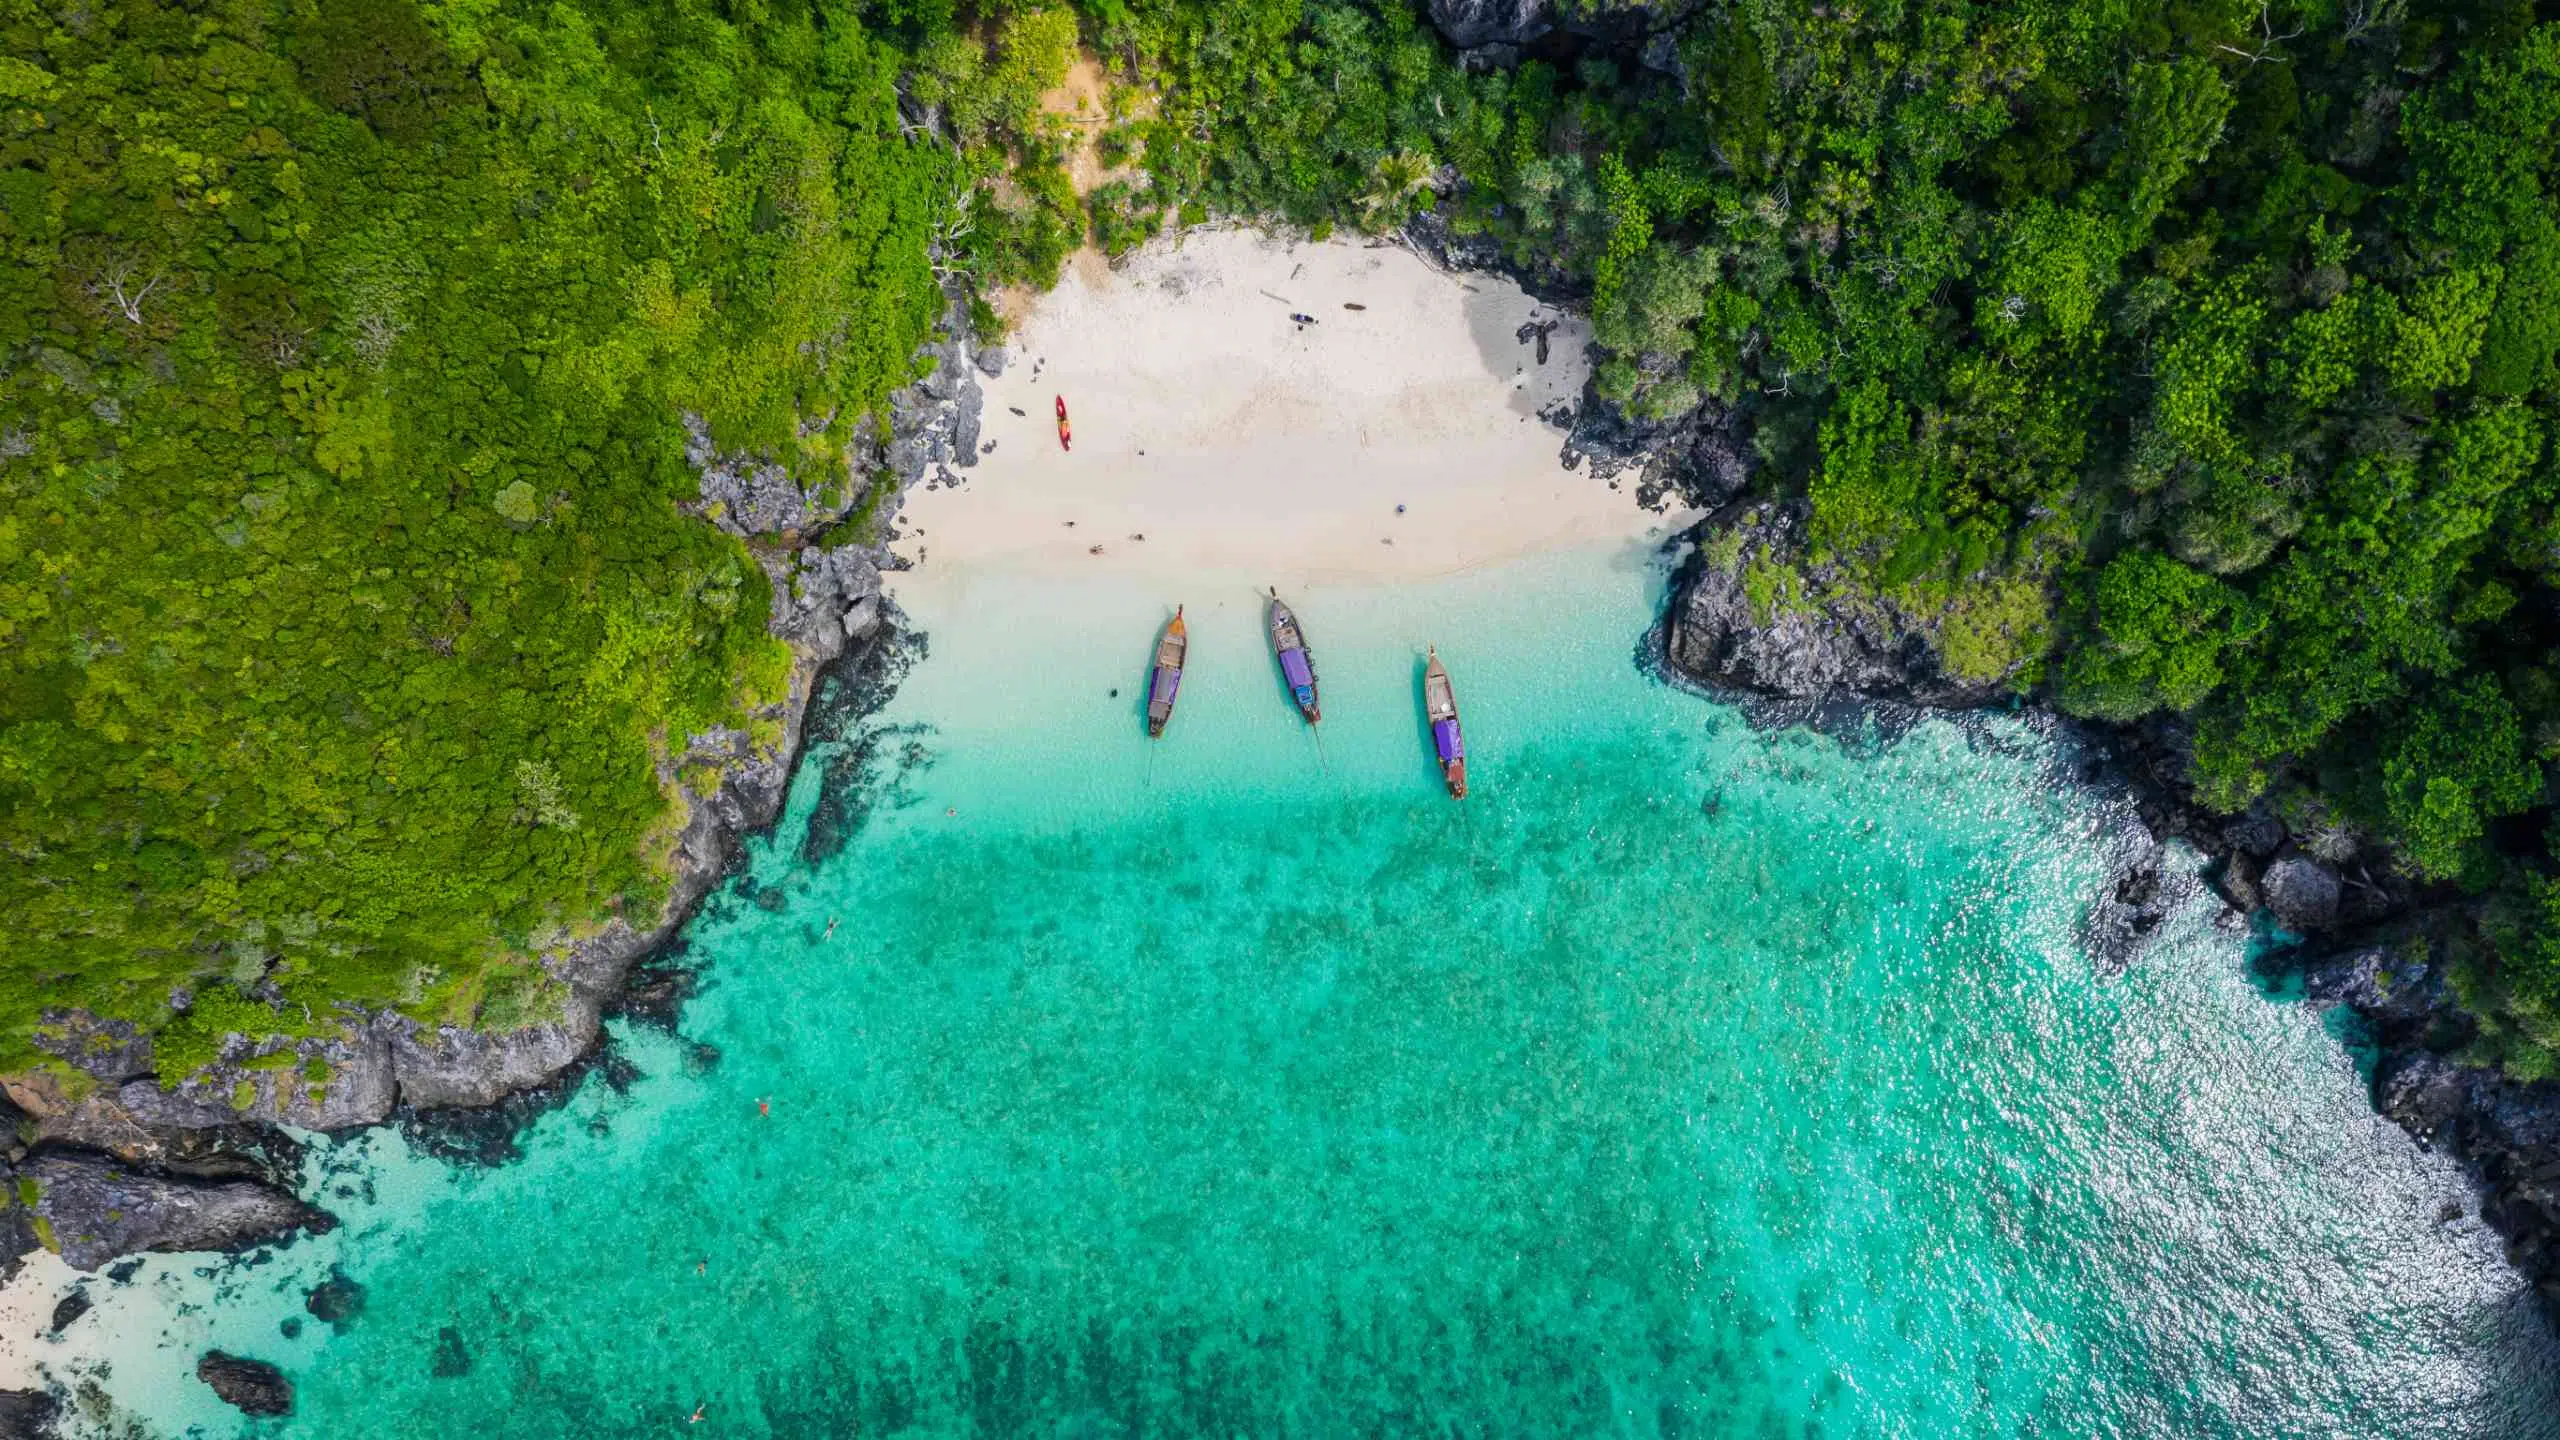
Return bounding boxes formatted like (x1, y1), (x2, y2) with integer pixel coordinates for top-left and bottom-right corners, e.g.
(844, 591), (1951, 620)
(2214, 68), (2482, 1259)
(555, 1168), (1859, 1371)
(49, 546), (2560, 1437)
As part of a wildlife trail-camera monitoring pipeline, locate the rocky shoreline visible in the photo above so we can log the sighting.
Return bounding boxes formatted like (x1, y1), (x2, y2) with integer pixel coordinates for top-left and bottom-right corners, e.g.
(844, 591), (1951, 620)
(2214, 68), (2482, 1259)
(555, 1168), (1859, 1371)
(1646, 464), (2560, 1323)
(0, 299), (995, 1357)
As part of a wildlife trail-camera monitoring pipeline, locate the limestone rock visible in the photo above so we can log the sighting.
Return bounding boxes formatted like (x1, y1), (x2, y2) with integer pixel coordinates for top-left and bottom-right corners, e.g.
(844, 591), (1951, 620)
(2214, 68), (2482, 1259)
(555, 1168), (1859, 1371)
(842, 592), (883, 641)
(2296, 945), (2439, 1031)
(877, 322), (987, 488)
(1433, 0), (1546, 48)
(1663, 503), (2011, 707)
(1427, 0), (1551, 49)
(388, 998), (601, 1112)
(2376, 1051), (2467, 1138)
(2221, 806), (2286, 858)
(18, 1149), (332, 1271)
(145, 1026), (400, 1135)
(30, 1013), (152, 1087)
(685, 415), (821, 537)
(2261, 854), (2342, 933)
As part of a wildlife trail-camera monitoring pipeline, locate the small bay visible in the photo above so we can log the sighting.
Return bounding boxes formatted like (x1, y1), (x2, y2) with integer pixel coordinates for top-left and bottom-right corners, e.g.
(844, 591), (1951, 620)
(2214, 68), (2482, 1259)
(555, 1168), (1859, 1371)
(50, 540), (2559, 1438)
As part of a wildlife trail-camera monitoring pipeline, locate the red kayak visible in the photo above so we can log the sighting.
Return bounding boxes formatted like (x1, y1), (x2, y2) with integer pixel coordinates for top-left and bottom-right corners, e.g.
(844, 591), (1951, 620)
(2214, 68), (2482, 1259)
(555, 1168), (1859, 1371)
(1055, 395), (1071, 452)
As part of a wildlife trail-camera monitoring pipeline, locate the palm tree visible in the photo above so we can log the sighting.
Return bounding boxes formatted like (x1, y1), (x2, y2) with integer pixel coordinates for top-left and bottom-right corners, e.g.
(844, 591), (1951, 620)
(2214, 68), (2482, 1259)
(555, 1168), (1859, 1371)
(1358, 149), (1436, 228)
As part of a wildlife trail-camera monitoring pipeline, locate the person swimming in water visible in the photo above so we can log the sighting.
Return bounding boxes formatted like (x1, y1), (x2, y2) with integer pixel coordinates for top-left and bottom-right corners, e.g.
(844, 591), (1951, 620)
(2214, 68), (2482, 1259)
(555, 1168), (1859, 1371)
(757, 1097), (770, 1116)
(823, 916), (839, 940)
(689, 1402), (707, 1424)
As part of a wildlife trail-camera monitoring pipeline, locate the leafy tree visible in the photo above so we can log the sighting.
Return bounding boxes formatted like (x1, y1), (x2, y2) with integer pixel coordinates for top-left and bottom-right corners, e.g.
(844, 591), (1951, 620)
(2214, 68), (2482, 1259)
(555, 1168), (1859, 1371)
(2374, 677), (2543, 882)
(2058, 553), (2256, 721)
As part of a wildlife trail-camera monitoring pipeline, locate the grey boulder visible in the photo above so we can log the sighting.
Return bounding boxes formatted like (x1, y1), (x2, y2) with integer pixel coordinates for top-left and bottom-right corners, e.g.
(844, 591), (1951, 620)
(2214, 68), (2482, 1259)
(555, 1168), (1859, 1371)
(2261, 855), (2341, 933)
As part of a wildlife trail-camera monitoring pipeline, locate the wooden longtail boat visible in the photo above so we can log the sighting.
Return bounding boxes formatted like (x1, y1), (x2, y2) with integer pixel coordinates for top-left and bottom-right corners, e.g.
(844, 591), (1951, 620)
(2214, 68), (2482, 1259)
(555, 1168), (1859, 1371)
(1267, 592), (1321, 724)
(1424, 646), (1466, 798)
(1055, 395), (1072, 452)
(1146, 607), (1187, 737)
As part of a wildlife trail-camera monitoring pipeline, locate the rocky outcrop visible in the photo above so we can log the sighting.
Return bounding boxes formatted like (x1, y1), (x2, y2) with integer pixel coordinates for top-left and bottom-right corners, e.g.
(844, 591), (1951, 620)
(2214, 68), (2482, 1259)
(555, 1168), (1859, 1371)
(2296, 951), (2560, 1312)
(13, 1149), (331, 1271)
(0, 1389), (58, 1440)
(1422, 0), (1702, 79)
(2261, 854), (2343, 933)
(1560, 374), (1754, 511)
(1428, 0), (1552, 49)
(196, 1352), (291, 1418)
(2, 295), (971, 1186)
(1662, 502), (2012, 708)
(878, 320), (987, 493)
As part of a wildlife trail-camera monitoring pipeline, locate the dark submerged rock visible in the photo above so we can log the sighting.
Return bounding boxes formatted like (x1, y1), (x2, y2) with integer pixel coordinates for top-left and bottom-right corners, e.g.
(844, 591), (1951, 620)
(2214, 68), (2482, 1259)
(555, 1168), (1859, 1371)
(2081, 834), (2188, 977)
(431, 1326), (473, 1378)
(306, 1271), (365, 1329)
(196, 1352), (292, 1417)
(398, 1056), (598, 1169)
(613, 965), (696, 1030)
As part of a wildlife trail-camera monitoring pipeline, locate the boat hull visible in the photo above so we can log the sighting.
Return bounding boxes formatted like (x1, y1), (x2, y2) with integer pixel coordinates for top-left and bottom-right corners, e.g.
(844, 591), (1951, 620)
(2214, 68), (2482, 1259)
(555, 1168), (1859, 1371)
(1147, 608), (1187, 738)
(1423, 649), (1466, 800)
(1268, 598), (1321, 725)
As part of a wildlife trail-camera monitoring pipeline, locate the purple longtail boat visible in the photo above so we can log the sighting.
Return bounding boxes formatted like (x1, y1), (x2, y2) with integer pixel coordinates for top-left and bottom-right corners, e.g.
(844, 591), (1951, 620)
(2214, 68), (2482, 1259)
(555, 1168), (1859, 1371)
(1146, 607), (1187, 737)
(1425, 646), (1466, 798)
(1267, 593), (1320, 723)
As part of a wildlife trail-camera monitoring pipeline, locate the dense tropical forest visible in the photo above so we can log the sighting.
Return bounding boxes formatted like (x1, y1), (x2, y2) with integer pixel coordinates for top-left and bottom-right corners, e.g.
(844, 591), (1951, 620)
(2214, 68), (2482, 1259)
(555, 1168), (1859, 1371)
(4, 0), (2558, 1091)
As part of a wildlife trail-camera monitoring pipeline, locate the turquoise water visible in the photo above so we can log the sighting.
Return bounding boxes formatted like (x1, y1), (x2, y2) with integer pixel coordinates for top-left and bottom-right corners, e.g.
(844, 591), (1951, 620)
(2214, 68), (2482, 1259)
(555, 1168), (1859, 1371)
(56, 545), (2560, 1437)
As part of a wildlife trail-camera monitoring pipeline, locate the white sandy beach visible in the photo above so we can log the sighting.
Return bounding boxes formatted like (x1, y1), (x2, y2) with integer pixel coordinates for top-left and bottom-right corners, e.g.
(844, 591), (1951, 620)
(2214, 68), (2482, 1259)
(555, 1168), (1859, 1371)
(891, 230), (1682, 588)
